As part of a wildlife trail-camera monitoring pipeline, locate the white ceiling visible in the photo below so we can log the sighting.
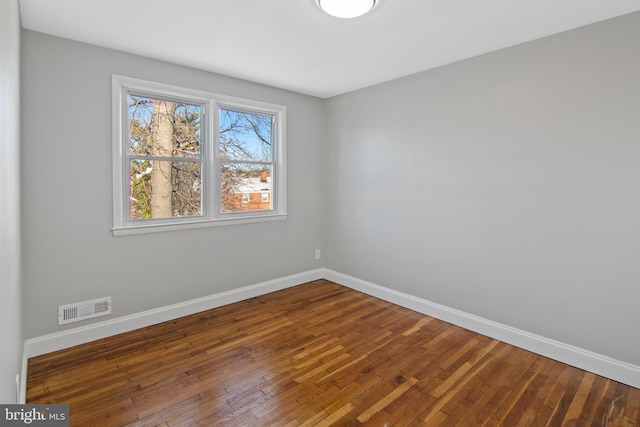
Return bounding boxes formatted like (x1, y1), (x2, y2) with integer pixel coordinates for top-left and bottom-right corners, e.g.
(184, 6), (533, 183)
(19, 0), (640, 98)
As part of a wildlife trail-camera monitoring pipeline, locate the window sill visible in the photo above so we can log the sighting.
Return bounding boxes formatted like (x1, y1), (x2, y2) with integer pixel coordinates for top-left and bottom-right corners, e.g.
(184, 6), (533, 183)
(112, 213), (287, 237)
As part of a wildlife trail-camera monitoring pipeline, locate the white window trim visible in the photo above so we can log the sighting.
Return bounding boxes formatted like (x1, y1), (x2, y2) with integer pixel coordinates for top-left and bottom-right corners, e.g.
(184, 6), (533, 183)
(111, 75), (287, 236)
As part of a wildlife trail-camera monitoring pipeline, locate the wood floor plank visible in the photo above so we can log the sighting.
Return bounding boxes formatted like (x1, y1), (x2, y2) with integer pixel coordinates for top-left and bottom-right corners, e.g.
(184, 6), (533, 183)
(27, 280), (640, 426)
(356, 376), (418, 423)
(563, 371), (597, 425)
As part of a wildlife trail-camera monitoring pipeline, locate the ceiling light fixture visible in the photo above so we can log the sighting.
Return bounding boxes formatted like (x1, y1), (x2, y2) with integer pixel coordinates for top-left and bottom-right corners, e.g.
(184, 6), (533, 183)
(318, 0), (376, 19)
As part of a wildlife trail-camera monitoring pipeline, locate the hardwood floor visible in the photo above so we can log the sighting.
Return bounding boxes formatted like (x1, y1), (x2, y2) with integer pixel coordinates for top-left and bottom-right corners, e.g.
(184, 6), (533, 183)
(27, 280), (639, 426)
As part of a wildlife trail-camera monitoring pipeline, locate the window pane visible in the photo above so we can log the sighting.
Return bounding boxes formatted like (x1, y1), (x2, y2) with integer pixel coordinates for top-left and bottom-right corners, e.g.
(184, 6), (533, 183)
(130, 160), (202, 220)
(128, 94), (202, 159)
(219, 108), (272, 162)
(221, 163), (272, 213)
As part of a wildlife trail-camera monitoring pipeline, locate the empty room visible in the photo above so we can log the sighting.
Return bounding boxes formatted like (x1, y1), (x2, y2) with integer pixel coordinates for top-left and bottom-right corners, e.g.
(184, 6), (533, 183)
(2, 0), (640, 425)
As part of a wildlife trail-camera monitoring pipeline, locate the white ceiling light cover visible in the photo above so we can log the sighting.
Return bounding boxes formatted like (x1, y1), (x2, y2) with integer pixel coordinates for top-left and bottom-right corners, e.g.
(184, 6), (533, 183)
(318, 0), (376, 18)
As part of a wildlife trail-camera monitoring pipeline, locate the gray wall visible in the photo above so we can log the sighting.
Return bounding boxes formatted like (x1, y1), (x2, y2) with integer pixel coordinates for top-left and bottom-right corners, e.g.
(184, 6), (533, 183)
(325, 12), (640, 366)
(0, 0), (23, 404)
(21, 31), (325, 338)
(19, 10), (640, 373)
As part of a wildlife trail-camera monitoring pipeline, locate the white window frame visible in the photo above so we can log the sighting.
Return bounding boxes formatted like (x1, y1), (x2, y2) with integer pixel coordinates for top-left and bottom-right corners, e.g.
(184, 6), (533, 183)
(112, 75), (287, 236)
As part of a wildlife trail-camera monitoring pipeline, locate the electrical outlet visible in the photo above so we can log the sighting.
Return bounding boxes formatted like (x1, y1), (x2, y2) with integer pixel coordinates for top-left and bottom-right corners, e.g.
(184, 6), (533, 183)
(315, 249), (321, 260)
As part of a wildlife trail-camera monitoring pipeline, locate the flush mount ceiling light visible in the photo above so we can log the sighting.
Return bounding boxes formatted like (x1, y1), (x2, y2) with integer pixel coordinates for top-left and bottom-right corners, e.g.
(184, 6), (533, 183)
(318, 0), (376, 19)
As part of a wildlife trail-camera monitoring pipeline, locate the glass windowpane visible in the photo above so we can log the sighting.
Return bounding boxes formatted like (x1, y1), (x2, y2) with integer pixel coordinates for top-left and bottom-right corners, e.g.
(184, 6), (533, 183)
(219, 108), (272, 162)
(128, 94), (202, 159)
(221, 163), (272, 213)
(130, 160), (202, 220)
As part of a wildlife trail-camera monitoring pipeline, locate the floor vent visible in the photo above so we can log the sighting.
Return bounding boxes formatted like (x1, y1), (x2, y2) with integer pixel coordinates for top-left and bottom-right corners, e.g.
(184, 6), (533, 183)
(58, 297), (112, 325)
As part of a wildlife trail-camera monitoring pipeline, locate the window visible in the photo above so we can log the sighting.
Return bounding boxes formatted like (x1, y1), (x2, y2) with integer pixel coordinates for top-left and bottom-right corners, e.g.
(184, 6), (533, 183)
(112, 75), (286, 236)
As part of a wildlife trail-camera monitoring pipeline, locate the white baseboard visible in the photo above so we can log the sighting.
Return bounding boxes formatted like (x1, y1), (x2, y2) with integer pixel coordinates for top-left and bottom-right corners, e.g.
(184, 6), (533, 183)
(22, 267), (640, 391)
(24, 269), (325, 359)
(323, 269), (640, 389)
